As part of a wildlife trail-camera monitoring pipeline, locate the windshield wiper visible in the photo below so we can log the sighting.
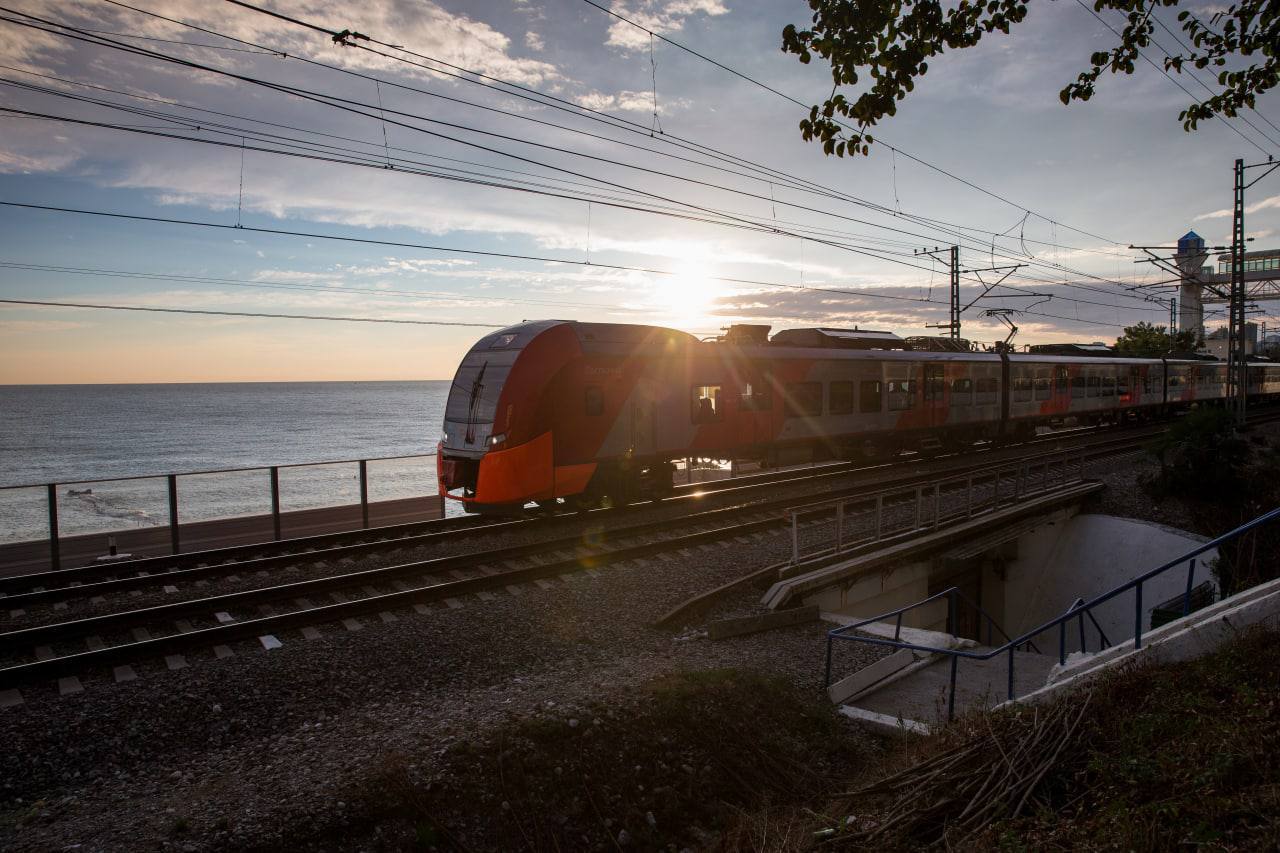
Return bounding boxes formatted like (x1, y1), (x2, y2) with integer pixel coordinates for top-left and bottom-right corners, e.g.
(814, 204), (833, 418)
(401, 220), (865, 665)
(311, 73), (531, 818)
(464, 361), (487, 444)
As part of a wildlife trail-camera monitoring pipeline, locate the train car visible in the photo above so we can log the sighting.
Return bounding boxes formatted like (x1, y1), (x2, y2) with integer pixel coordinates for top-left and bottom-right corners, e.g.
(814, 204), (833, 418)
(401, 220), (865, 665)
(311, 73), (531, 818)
(438, 320), (1270, 514)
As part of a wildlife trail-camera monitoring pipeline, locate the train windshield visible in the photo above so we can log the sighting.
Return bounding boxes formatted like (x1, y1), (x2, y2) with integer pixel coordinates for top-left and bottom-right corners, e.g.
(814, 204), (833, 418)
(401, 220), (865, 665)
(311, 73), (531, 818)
(443, 349), (516, 449)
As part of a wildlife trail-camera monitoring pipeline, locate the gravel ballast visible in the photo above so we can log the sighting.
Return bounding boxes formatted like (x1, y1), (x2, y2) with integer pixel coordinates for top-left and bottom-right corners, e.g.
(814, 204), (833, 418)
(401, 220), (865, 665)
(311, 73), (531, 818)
(4, 425), (1261, 852)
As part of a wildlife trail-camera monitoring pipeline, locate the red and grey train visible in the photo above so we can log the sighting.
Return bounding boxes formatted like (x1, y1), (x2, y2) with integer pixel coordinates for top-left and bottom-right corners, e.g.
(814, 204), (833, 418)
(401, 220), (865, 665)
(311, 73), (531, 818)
(437, 320), (1280, 513)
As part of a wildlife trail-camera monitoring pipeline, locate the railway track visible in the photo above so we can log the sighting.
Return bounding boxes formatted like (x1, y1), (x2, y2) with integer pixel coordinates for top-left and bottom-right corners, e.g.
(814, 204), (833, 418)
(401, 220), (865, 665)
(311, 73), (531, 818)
(0, 422), (1195, 701)
(0, 420), (1141, 605)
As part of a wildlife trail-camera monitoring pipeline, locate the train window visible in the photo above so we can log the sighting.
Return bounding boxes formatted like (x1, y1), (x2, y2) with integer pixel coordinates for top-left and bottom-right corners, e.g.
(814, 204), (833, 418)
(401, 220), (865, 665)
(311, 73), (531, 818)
(585, 386), (604, 416)
(887, 379), (915, 411)
(924, 366), (946, 400)
(829, 381), (854, 415)
(1143, 372), (1154, 394)
(1055, 367), (1069, 393)
(1071, 376), (1086, 399)
(951, 378), (973, 406)
(976, 377), (998, 402)
(1102, 376), (1116, 397)
(785, 382), (823, 417)
(690, 385), (722, 423)
(1034, 375), (1051, 401)
(489, 333), (518, 349)
(739, 380), (771, 411)
(859, 380), (882, 413)
(1087, 375), (1100, 397)
(1168, 374), (1182, 388)
(1013, 376), (1032, 403)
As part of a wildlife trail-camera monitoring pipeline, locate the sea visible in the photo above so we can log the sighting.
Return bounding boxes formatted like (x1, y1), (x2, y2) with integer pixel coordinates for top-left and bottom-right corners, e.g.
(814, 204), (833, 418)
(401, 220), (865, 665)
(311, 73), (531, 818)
(0, 382), (452, 544)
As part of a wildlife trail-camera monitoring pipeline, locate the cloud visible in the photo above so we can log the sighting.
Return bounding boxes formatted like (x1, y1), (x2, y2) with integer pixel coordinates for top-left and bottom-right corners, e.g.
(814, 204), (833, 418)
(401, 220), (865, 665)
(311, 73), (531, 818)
(603, 1), (728, 51)
(525, 32), (545, 52)
(1194, 194), (1280, 221)
(575, 89), (689, 113)
(0, 319), (91, 333)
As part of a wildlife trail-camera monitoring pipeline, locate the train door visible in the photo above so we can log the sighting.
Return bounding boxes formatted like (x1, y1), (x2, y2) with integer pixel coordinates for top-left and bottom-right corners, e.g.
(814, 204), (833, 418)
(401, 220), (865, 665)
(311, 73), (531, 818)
(735, 366), (772, 450)
(628, 378), (658, 459)
(923, 363), (948, 429)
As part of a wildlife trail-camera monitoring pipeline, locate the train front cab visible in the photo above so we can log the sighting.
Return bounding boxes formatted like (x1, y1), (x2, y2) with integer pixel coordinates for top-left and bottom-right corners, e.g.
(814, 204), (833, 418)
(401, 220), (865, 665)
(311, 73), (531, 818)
(438, 321), (581, 513)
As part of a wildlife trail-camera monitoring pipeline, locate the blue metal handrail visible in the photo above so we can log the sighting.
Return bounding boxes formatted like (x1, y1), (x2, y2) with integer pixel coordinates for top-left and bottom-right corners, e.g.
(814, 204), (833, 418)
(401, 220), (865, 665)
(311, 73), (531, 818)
(824, 505), (1280, 721)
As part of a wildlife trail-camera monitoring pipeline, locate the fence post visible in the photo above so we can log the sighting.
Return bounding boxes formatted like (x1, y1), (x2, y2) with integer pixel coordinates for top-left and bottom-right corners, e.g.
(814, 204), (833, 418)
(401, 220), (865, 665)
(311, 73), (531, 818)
(270, 466), (281, 541)
(1007, 646), (1016, 700)
(167, 474), (180, 555)
(46, 483), (61, 571)
(1058, 620), (1067, 666)
(359, 460), (370, 530)
(1078, 611), (1087, 653)
(1134, 581), (1144, 649)
(1183, 558), (1196, 615)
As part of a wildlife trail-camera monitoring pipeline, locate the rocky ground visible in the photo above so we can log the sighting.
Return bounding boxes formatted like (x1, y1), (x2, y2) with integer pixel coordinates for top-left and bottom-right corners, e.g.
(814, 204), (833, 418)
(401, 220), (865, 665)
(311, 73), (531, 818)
(6, 424), (1270, 852)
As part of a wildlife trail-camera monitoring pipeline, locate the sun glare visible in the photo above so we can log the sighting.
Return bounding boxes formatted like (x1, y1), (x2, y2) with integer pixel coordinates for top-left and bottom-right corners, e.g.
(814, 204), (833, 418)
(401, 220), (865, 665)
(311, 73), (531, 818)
(649, 258), (722, 331)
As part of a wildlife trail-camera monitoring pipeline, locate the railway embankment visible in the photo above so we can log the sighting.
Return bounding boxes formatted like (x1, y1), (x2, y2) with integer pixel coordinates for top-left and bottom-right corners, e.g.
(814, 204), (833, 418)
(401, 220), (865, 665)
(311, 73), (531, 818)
(4, 417), (1280, 851)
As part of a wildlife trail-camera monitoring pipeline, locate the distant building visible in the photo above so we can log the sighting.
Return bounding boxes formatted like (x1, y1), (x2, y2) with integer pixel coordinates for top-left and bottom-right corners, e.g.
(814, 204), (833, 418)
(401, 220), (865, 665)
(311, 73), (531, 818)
(1203, 323), (1258, 359)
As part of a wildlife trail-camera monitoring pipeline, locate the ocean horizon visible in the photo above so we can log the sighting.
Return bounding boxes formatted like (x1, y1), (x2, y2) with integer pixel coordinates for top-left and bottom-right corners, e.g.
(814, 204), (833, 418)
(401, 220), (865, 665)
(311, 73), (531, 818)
(0, 380), (453, 543)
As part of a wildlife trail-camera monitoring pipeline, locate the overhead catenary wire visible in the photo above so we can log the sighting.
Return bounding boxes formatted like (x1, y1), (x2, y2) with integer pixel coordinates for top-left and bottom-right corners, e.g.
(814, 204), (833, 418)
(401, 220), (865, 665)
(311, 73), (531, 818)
(0, 200), (1157, 330)
(576, 0), (1126, 247)
(0, 6), (1172, 324)
(197, 0), (1136, 260)
(0, 15), (1161, 309)
(0, 298), (503, 326)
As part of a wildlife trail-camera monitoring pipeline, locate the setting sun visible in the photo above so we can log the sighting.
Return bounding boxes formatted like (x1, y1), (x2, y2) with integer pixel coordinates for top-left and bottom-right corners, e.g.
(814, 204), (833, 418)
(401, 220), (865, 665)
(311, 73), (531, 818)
(647, 258), (723, 331)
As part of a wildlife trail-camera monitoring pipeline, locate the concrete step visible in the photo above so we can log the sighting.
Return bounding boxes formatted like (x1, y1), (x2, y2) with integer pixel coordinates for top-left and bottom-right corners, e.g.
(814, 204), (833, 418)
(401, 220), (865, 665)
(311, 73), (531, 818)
(848, 646), (1057, 729)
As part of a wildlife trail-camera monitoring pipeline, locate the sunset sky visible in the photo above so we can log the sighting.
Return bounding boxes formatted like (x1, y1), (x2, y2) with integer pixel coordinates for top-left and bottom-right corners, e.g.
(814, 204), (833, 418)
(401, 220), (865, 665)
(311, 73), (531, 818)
(1, 0), (1278, 383)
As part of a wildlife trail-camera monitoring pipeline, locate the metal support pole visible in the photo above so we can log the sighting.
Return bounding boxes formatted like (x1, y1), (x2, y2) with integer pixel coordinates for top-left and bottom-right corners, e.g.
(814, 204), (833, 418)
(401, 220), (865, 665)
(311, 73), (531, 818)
(1184, 558), (1196, 615)
(1229, 157), (1248, 425)
(167, 474), (180, 555)
(359, 460), (369, 530)
(950, 245), (960, 339)
(1134, 581), (1144, 649)
(1078, 611), (1086, 653)
(947, 656), (958, 722)
(1059, 620), (1067, 666)
(270, 466), (281, 541)
(46, 483), (61, 571)
(1007, 646), (1016, 700)
(894, 612), (903, 641)
(791, 512), (799, 563)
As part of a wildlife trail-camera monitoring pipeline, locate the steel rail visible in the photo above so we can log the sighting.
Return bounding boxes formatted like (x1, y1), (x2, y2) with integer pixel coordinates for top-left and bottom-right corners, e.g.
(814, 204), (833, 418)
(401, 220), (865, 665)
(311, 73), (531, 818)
(0, 428), (1151, 610)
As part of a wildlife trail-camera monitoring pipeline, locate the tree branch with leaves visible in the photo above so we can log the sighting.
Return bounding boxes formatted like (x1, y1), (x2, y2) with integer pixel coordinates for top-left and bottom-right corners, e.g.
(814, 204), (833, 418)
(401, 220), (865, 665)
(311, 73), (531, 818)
(782, 0), (1279, 157)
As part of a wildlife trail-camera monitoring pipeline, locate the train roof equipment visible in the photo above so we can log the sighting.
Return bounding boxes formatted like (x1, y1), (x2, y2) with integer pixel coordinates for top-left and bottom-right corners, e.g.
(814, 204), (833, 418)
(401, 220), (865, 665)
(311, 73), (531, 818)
(768, 327), (909, 350)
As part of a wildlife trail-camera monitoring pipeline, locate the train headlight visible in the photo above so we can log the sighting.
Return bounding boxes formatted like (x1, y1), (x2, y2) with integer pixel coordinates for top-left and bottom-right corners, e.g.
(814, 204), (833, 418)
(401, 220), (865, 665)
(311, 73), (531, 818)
(489, 432), (507, 448)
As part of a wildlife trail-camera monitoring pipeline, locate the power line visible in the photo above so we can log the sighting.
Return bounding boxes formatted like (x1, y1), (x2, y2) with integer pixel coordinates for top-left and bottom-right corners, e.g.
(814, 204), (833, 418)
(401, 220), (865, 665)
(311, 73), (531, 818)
(1073, 0), (1275, 157)
(76, 0), (1143, 285)
(0, 200), (1157, 331)
(0, 298), (502, 326)
(201, 0), (1135, 260)
(577, 0), (1125, 247)
(0, 11), (1154, 303)
(0, 261), (652, 313)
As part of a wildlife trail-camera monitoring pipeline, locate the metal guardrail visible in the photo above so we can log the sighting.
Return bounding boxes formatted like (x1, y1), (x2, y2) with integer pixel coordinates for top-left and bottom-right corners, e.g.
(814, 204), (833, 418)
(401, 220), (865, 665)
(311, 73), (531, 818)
(0, 452), (438, 570)
(823, 505), (1280, 721)
(786, 452), (1087, 565)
